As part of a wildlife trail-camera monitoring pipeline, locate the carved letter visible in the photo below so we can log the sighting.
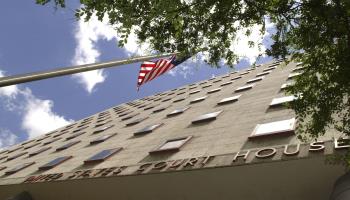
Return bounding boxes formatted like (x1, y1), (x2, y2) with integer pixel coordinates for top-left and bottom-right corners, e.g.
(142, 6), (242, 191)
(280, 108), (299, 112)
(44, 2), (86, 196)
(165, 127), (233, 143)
(100, 167), (117, 177)
(183, 158), (198, 168)
(335, 138), (350, 149)
(233, 151), (250, 162)
(309, 141), (325, 152)
(152, 162), (167, 170)
(255, 148), (276, 158)
(137, 163), (152, 173)
(284, 144), (300, 156)
(67, 170), (83, 179)
(168, 159), (185, 169)
(201, 156), (214, 166)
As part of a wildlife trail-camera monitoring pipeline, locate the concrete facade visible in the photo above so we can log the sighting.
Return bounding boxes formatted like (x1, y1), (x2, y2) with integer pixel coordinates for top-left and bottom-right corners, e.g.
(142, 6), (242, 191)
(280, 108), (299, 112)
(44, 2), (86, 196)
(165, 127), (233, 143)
(0, 60), (346, 199)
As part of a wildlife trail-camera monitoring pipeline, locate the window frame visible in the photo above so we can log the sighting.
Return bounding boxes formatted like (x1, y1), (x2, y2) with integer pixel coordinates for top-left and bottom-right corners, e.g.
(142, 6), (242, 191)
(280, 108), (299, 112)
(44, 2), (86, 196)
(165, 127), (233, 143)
(149, 136), (192, 154)
(249, 118), (296, 139)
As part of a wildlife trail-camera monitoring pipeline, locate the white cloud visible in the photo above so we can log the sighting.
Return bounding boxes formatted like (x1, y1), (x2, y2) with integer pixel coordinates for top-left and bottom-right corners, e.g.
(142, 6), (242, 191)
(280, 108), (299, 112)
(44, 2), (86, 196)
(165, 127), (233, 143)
(20, 89), (73, 139)
(71, 14), (150, 93)
(0, 71), (19, 98)
(0, 128), (18, 149)
(0, 70), (72, 141)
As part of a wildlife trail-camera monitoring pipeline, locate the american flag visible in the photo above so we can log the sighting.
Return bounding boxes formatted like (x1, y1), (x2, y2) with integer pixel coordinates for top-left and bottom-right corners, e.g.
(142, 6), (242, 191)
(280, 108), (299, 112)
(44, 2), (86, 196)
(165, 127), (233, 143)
(137, 55), (190, 90)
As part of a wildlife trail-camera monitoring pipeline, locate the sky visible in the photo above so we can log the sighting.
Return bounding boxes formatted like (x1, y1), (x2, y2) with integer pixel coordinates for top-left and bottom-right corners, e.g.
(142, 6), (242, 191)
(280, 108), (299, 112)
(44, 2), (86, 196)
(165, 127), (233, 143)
(0, 1), (274, 149)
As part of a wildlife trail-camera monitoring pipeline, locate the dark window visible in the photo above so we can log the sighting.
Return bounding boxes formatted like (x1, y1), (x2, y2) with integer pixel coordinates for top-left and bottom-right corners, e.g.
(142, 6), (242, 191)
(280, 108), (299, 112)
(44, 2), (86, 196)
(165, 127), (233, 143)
(177, 91), (186, 95)
(231, 76), (242, 80)
(134, 123), (164, 136)
(246, 76), (264, 84)
(0, 156), (7, 161)
(189, 90), (200, 95)
(5, 162), (35, 175)
(53, 131), (68, 138)
(95, 120), (112, 128)
(220, 81), (233, 86)
(208, 77), (216, 81)
(24, 143), (40, 150)
(7, 152), (28, 161)
(72, 126), (89, 133)
(153, 106), (170, 113)
(39, 156), (72, 170)
(217, 95), (241, 105)
(199, 81), (207, 85)
(119, 111), (133, 117)
(235, 84), (255, 92)
(256, 71), (270, 77)
(36, 135), (50, 142)
(42, 137), (61, 146)
(29, 147), (51, 157)
(230, 71), (238, 74)
(202, 84), (212, 88)
(21, 140), (35, 146)
(167, 107), (190, 117)
(56, 141), (80, 151)
(90, 133), (117, 145)
(173, 97), (185, 103)
(93, 124), (114, 134)
(125, 117), (148, 127)
(222, 75), (230, 78)
(161, 98), (171, 102)
(149, 136), (192, 154)
(84, 148), (122, 164)
(207, 87), (222, 94)
(137, 105), (146, 109)
(66, 132), (85, 141)
(7, 146), (22, 154)
(192, 111), (223, 124)
(263, 66), (276, 72)
(121, 113), (140, 121)
(0, 166), (7, 171)
(144, 105), (155, 110)
(190, 96), (207, 104)
(213, 79), (222, 83)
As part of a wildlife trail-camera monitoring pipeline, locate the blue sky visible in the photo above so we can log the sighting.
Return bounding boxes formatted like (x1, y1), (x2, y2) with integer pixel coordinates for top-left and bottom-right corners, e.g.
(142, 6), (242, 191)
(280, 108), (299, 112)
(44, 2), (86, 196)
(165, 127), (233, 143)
(0, 1), (273, 148)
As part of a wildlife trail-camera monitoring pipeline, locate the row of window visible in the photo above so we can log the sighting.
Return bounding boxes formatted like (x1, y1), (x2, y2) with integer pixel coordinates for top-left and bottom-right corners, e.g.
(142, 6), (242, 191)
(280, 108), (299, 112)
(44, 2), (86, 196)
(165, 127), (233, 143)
(0, 60), (299, 172)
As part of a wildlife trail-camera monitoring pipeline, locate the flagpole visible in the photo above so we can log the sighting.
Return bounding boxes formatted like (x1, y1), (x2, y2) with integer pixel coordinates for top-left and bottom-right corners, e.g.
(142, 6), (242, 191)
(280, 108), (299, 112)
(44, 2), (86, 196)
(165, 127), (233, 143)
(0, 52), (177, 87)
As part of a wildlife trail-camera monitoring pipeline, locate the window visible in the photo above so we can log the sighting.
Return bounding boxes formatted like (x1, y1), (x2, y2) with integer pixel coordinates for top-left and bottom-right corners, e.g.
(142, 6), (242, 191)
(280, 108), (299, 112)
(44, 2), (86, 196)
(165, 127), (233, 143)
(231, 76), (242, 80)
(56, 141), (80, 151)
(281, 82), (294, 90)
(137, 105), (146, 109)
(230, 71), (238, 74)
(192, 110), (223, 124)
(249, 118), (296, 138)
(93, 124), (114, 134)
(96, 117), (111, 124)
(199, 81), (207, 85)
(167, 107), (190, 117)
(144, 105), (155, 110)
(217, 95), (241, 105)
(292, 66), (305, 72)
(72, 126), (89, 133)
(0, 166), (7, 171)
(256, 71), (270, 77)
(207, 87), (222, 94)
(235, 84), (255, 92)
(177, 91), (186, 96)
(29, 147), (51, 157)
(7, 146), (22, 154)
(263, 66), (276, 72)
(39, 156), (72, 170)
(189, 90), (201, 95)
(208, 77), (216, 81)
(119, 111), (133, 117)
(246, 76), (264, 84)
(95, 120), (112, 128)
(190, 96), (207, 104)
(270, 95), (297, 107)
(153, 106), (170, 113)
(7, 152), (27, 161)
(221, 81), (233, 86)
(222, 75), (230, 78)
(212, 79), (222, 83)
(42, 137), (61, 146)
(173, 97), (185, 103)
(125, 117), (148, 126)
(5, 162), (35, 175)
(240, 71), (250, 75)
(21, 140), (35, 146)
(161, 98), (171, 102)
(53, 131), (67, 138)
(189, 86), (198, 90)
(24, 143), (40, 150)
(288, 72), (302, 79)
(202, 84), (212, 88)
(134, 123), (164, 136)
(36, 135), (50, 142)
(84, 148), (122, 164)
(66, 132), (85, 141)
(121, 113), (140, 121)
(90, 133), (117, 145)
(149, 136), (192, 154)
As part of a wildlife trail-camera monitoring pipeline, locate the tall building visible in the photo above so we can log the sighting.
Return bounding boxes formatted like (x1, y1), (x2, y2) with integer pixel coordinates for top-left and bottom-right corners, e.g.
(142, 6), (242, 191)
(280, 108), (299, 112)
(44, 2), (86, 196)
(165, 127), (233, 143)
(0, 60), (348, 200)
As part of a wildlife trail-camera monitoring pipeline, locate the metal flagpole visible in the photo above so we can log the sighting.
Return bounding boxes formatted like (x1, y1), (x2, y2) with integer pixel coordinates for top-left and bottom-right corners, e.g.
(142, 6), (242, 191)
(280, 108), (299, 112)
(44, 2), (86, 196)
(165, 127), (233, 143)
(0, 52), (177, 87)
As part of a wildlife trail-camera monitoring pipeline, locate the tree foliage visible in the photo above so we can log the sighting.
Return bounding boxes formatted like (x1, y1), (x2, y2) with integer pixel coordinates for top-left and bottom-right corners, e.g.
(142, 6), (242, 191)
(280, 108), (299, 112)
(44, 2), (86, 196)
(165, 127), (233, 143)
(37, 0), (350, 142)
